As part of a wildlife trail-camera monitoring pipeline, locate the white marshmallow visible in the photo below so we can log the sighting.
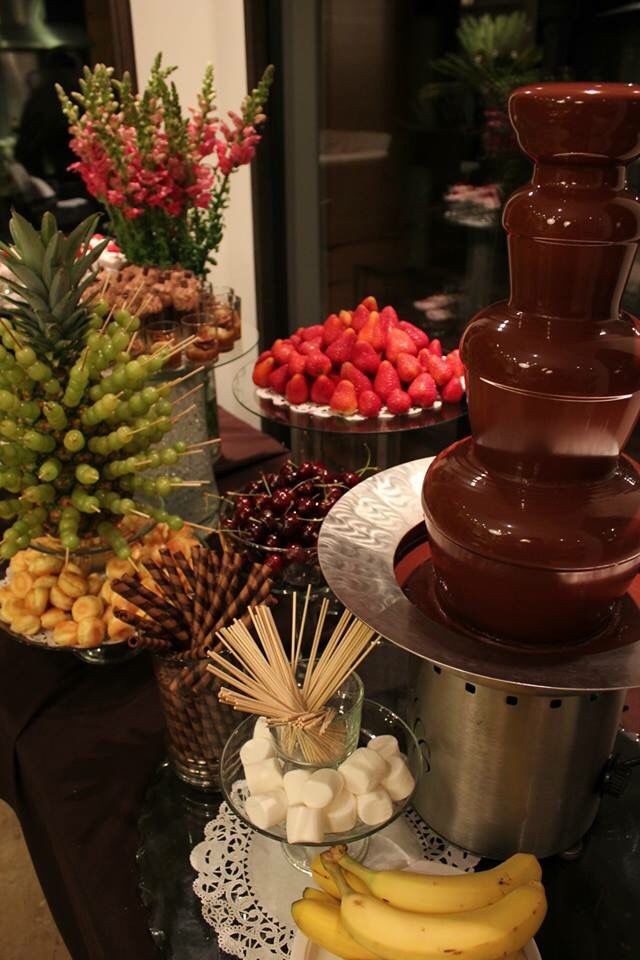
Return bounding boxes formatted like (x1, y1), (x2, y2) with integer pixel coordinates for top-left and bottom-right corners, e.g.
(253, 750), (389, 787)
(286, 804), (325, 844)
(240, 737), (276, 769)
(245, 789), (287, 830)
(244, 757), (283, 795)
(339, 748), (389, 795)
(367, 735), (400, 762)
(254, 717), (274, 742)
(357, 787), (394, 826)
(283, 768), (312, 805)
(325, 788), (357, 834)
(302, 768), (344, 809)
(381, 755), (415, 802)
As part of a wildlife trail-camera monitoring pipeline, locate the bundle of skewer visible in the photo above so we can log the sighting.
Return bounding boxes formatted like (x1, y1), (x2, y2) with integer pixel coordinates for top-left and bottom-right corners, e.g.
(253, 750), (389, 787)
(207, 589), (380, 765)
(109, 543), (277, 770)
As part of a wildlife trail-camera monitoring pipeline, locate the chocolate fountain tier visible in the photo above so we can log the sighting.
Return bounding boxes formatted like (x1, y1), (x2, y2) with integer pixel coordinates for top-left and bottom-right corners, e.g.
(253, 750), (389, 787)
(423, 82), (640, 645)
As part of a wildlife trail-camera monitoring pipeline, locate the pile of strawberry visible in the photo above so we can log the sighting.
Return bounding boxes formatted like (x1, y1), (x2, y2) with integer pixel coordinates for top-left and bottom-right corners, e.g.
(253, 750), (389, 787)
(252, 297), (465, 417)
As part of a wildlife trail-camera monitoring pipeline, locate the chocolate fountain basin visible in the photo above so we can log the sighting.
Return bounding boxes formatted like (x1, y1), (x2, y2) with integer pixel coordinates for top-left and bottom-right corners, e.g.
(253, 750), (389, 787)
(318, 458), (640, 858)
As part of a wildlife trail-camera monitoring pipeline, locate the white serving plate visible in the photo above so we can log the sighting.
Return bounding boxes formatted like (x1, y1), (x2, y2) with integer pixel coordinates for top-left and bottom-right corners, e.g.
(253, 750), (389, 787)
(290, 859), (542, 960)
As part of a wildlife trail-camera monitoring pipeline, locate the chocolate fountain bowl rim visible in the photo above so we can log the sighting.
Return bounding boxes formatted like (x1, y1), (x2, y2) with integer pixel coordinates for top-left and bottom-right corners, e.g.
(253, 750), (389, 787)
(317, 456), (640, 695)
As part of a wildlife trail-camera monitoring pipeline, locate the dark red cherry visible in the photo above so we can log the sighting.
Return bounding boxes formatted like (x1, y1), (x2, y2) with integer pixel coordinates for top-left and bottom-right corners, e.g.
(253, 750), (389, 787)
(264, 533), (281, 549)
(286, 544), (307, 564)
(340, 471), (361, 488)
(271, 489), (294, 513)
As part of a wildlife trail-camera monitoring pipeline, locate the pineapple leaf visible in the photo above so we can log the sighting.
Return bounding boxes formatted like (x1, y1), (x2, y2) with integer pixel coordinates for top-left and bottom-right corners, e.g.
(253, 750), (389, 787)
(52, 287), (78, 321)
(70, 238), (108, 285)
(64, 214), (101, 265)
(2, 259), (49, 300)
(2, 279), (50, 315)
(40, 211), (57, 247)
(8, 210), (44, 272)
(48, 266), (71, 309)
(42, 232), (63, 288)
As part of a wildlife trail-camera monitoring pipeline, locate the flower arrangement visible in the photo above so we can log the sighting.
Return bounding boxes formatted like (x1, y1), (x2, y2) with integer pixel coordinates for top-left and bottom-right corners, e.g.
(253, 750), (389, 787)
(57, 55), (274, 276)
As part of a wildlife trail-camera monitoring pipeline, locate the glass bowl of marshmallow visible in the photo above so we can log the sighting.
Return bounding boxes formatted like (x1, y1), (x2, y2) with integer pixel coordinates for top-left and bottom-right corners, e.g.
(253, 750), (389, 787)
(219, 699), (422, 873)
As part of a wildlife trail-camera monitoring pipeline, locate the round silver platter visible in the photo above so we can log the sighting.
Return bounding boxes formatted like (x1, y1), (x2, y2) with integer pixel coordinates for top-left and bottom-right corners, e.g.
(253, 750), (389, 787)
(317, 457), (640, 694)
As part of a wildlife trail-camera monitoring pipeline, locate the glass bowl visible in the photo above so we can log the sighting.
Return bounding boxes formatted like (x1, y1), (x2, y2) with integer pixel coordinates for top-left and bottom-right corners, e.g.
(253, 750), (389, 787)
(220, 699), (423, 874)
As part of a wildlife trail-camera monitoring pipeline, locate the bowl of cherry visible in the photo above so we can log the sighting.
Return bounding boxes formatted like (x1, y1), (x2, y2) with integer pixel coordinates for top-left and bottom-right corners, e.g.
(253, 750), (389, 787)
(219, 459), (365, 592)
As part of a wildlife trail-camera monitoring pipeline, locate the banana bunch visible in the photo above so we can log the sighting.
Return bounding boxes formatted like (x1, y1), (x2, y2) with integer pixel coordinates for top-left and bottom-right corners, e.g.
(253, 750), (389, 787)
(292, 845), (545, 960)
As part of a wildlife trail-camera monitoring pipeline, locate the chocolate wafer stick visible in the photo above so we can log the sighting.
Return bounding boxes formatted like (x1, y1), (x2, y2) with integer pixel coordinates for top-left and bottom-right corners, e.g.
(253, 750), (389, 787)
(128, 634), (174, 653)
(146, 560), (194, 625)
(193, 551), (243, 647)
(172, 549), (196, 593)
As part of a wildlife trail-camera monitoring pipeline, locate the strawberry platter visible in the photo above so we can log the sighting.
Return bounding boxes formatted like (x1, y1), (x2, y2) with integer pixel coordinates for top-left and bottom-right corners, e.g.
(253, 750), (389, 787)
(233, 297), (467, 471)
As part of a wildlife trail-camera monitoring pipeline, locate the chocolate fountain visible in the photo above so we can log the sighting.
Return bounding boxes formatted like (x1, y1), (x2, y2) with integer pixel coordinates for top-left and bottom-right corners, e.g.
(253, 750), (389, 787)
(318, 84), (640, 860)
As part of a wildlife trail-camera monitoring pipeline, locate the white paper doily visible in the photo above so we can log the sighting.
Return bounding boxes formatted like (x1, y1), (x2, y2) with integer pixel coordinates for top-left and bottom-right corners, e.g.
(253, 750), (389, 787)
(190, 798), (479, 960)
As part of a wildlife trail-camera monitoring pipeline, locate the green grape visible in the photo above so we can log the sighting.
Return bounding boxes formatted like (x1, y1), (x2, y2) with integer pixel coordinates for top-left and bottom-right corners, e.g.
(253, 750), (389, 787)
(75, 464), (100, 485)
(125, 360), (144, 386)
(87, 316), (102, 331)
(21, 471), (37, 488)
(38, 458), (61, 481)
(43, 379), (63, 397)
(60, 532), (80, 550)
(19, 400), (41, 422)
(128, 393), (147, 416)
(118, 476), (135, 492)
(6, 368), (26, 388)
(166, 514), (184, 532)
(139, 451), (161, 470)
(27, 361), (52, 382)
(88, 384), (103, 402)
(63, 429), (85, 452)
(23, 429), (56, 454)
(0, 498), (20, 518)
(0, 419), (20, 440)
(155, 476), (172, 497)
(23, 483), (55, 504)
(94, 299), (109, 318)
(174, 441), (187, 454)
(114, 309), (131, 327)
(111, 367), (127, 392)
(28, 507), (48, 527)
(110, 330), (130, 353)
(14, 534), (30, 549)
(0, 542), (19, 559)
(0, 390), (18, 414)
(116, 425), (133, 446)
(88, 436), (109, 455)
(142, 386), (159, 406)
(142, 478), (157, 497)
(91, 350), (110, 373)
(43, 402), (68, 431)
(97, 520), (131, 559)
(0, 468), (21, 492)
(15, 346), (36, 367)
(156, 398), (172, 417)
(71, 487), (100, 513)
(126, 316), (141, 332)
(160, 447), (178, 466)
(87, 331), (105, 349)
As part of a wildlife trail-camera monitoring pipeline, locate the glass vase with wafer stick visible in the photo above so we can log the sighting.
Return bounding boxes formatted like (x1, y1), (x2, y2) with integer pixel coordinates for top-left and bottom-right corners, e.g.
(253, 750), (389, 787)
(212, 588), (422, 872)
(109, 540), (279, 789)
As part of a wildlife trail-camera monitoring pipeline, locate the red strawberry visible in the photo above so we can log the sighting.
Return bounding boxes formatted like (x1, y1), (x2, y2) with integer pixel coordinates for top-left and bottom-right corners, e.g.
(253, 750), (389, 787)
(286, 373), (309, 405)
(358, 313), (386, 352)
(428, 353), (453, 387)
(351, 304), (370, 332)
(305, 350), (332, 377)
(340, 361), (372, 396)
(326, 328), (357, 367)
(380, 305), (399, 328)
(299, 337), (323, 355)
(441, 377), (464, 404)
(301, 324), (324, 341)
(398, 320), (429, 350)
(386, 388), (412, 415)
(339, 310), (353, 327)
(386, 327), (417, 362)
(290, 332), (302, 347)
(322, 313), (344, 346)
(429, 338), (443, 357)
(256, 349), (272, 363)
(361, 295), (378, 311)
(352, 340), (381, 376)
(268, 364), (290, 395)
(311, 374), (336, 405)
(330, 379), (358, 416)
(252, 356), (275, 387)
(272, 338), (294, 365)
(418, 348), (431, 370)
(358, 389), (382, 417)
(395, 352), (421, 383)
(408, 372), (437, 408)
(288, 350), (307, 376)
(447, 351), (465, 377)
(373, 360), (401, 400)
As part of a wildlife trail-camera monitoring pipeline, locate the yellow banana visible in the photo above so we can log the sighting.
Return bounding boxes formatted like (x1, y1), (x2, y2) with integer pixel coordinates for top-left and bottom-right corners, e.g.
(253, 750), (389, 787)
(338, 846), (541, 913)
(291, 897), (379, 960)
(338, 879), (546, 960)
(311, 853), (368, 898)
(303, 886), (338, 904)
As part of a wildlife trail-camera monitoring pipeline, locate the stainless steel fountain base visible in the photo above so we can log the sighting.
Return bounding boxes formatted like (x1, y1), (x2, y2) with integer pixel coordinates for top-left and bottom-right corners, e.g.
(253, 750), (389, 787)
(409, 662), (625, 859)
(318, 457), (640, 860)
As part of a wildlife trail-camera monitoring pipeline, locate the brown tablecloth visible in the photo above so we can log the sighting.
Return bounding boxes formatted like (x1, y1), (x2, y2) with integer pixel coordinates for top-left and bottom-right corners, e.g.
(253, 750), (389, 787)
(0, 407), (287, 960)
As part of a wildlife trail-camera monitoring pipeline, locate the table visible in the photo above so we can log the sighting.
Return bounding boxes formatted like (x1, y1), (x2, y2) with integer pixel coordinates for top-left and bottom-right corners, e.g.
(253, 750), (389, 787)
(0, 407), (287, 960)
(1, 412), (639, 960)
